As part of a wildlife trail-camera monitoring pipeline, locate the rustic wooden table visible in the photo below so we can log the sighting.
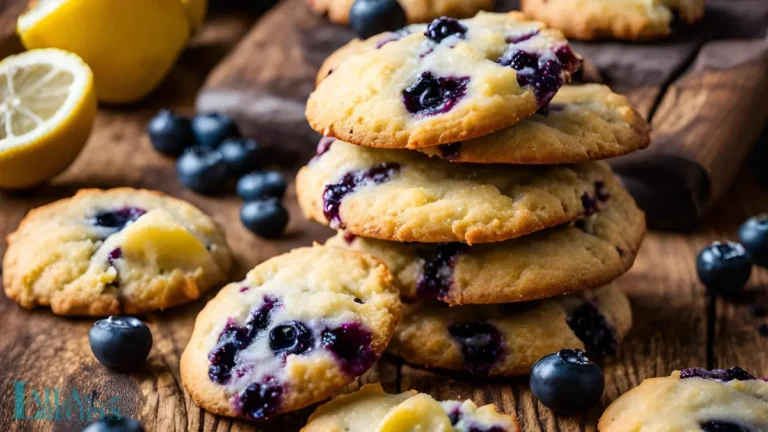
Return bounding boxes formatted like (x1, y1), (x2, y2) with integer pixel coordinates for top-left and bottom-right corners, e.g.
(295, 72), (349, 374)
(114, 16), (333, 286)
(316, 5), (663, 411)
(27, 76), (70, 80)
(0, 2), (767, 432)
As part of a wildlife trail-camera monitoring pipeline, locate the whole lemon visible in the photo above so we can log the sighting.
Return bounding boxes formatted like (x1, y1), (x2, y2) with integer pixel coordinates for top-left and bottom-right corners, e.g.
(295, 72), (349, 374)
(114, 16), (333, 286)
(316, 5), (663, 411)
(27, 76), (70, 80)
(17, 0), (190, 104)
(182, 0), (208, 33)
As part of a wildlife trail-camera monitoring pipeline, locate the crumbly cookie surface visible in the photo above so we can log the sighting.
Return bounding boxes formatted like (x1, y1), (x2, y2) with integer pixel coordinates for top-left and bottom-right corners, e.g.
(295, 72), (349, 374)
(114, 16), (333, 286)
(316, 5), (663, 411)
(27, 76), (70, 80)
(180, 246), (401, 420)
(388, 283), (632, 376)
(2, 188), (232, 316)
(297, 139), (617, 244)
(307, 12), (581, 149)
(326, 170), (644, 304)
(599, 369), (768, 431)
(520, 0), (705, 41)
(308, 0), (495, 25)
(302, 383), (519, 432)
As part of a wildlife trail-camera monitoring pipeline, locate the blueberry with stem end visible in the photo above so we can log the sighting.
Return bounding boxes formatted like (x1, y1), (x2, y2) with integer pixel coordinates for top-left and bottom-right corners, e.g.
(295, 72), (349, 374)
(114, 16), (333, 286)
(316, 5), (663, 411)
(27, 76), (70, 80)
(176, 146), (230, 195)
(349, 0), (407, 39)
(739, 215), (768, 267)
(146, 110), (197, 156)
(696, 241), (753, 296)
(191, 113), (240, 148)
(530, 349), (604, 415)
(240, 198), (289, 239)
(89, 316), (153, 371)
(237, 171), (287, 201)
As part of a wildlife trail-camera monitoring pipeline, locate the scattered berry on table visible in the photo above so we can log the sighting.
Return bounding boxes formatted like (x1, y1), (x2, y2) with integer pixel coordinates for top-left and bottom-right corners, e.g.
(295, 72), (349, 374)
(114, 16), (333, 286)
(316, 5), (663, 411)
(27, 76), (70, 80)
(176, 146), (230, 195)
(750, 303), (767, 317)
(89, 316), (153, 371)
(240, 198), (289, 238)
(237, 171), (287, 201)
(191, 113), (240, 148)
(218, 138), (261, 177)
(530, 349), (604, 415)
(739, 215), (768, 267)
(759, 323), (768, 337)
(696, 241), (753, 296)
(146, 110), (197, 156)
(82, 418), (145, 432)
(349, 0), (407, 39)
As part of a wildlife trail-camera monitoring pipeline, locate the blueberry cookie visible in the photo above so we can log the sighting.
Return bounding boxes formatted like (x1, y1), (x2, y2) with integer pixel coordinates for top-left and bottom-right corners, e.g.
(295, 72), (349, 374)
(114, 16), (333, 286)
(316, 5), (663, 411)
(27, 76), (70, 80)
(297, 138), (618, 244)
(389, 283), (631, 376)
(302, 383), (519, 432)
(180, 246), (401, 420)
(309, 0), (495, 26)
(326, 172), (644, 304)
(2, 188), (232, 316)
(307, 12), (581, 149)
(521, 0), (705, 41)
(599, 368), (768, 431)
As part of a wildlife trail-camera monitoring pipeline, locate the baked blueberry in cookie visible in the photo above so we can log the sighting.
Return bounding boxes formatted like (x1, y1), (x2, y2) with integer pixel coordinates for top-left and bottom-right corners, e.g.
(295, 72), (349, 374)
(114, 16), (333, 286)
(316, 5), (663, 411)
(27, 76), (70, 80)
(180, 246), (401, 420)
(307, 12), (581, 149)
(2, 188), (232, 316)
(298, 139), (624, 244)
(302, 383), (518, 432)
(599, 368), (768, 431)
(388, 283), (632, 376)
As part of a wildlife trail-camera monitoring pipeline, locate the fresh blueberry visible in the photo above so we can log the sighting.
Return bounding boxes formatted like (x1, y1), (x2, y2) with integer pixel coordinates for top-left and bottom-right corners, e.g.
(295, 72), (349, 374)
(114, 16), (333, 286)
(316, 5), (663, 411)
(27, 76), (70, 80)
(238, 380), (283, 420)
(240, 198), (289, 238)
(82, 418), (145, 432)
(176, 146), (230, 195)
(269, 321), (314, 356)
(402, 72), (469, 117)
(348, 0), (407, 39)
(700, 421), (754, 432)
(425, 17), (467, 43)
(218, 138), (261, 177)
(191, 113), (240, 148)
(530, 349), (604, 415)
(237, 171), (287, 201)
(739, 215), (768, 267)
(146, 110), (197, 156)
(89, 316), (153, 371)
(696, 241), (753, 296)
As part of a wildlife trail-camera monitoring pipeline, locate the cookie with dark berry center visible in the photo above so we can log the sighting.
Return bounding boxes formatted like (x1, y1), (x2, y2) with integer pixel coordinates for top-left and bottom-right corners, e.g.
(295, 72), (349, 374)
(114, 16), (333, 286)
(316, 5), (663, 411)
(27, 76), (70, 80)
(326, 169), (644, 304)
(180, 246), (401, 421)
(298, 138), (618, 244)
(388, 283), (632, 376)
(307, 12), (581, 149)
(2, 188), (232, 316)
(599, 369), (768, 431)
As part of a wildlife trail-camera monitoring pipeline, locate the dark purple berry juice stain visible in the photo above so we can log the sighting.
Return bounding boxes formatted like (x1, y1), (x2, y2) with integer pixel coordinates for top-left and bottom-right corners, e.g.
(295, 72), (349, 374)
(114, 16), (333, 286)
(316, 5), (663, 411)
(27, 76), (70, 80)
(447, 322), (503, 376)
(700, 421), (754, 432)
(582, 181), (610, 216)
(439, 142), (462, 161)
(417, 243), (468, 300)
(92, 207), (146, 235)
(321, 322), (377, 376)
(376, 28), (413, 49)
(342, 232), (357, 244)
(207, 295), (281, 384)
(107, 248), (122, 265)
(402, 72), (469, 117)
(237, 379), (283, 420)
(425, 17), (467, 43)
(323, 163), (401, 228)
(680, 367), (755, 382)
(310, 137), (335, 164)
(566, 301), (618, 356)
(506, 29), (539, 44)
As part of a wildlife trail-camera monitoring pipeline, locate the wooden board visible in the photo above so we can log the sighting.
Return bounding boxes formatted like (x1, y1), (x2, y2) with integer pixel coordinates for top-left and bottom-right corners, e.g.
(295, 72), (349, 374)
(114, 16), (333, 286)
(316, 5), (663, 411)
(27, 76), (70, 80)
(1, 2), (768, 432)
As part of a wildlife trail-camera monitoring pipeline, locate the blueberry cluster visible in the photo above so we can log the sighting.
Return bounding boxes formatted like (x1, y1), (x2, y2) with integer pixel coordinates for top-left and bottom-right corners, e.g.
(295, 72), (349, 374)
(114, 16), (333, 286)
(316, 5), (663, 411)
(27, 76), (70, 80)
(146, 110), (289, 238)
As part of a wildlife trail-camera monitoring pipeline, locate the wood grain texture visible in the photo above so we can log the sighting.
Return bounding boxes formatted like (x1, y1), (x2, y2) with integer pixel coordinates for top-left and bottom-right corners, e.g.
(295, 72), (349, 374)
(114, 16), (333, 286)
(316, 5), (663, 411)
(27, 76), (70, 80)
(1, 1), (768, 432)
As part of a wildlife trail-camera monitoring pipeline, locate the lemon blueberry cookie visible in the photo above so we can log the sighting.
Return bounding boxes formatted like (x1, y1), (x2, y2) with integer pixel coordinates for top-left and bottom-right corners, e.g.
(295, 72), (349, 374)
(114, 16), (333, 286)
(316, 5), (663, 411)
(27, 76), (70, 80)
(521, 0), (705, 41)
(306, 12), (581, 149)
(298, 138), (617, 244)
(326, 170), (644, 304)
(302, 383), (519, 432)
(309, 0), (495, 26)
(2, 188), (232, 316)
(599, 368), (768, 431)
(180, 246), (401, 420)
(389, 283), (632, 376)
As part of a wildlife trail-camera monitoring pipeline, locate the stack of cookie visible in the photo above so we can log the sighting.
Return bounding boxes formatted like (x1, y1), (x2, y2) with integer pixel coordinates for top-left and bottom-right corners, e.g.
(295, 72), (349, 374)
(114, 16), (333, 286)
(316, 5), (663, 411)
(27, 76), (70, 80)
(298, 11), (649, 376)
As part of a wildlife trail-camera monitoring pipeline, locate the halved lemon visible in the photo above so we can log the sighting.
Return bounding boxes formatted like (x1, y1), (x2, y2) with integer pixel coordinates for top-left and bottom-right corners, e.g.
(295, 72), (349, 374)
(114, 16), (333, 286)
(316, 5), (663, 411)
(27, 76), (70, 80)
(17, 0), (190, 104)
(0, 48), (96, 189)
